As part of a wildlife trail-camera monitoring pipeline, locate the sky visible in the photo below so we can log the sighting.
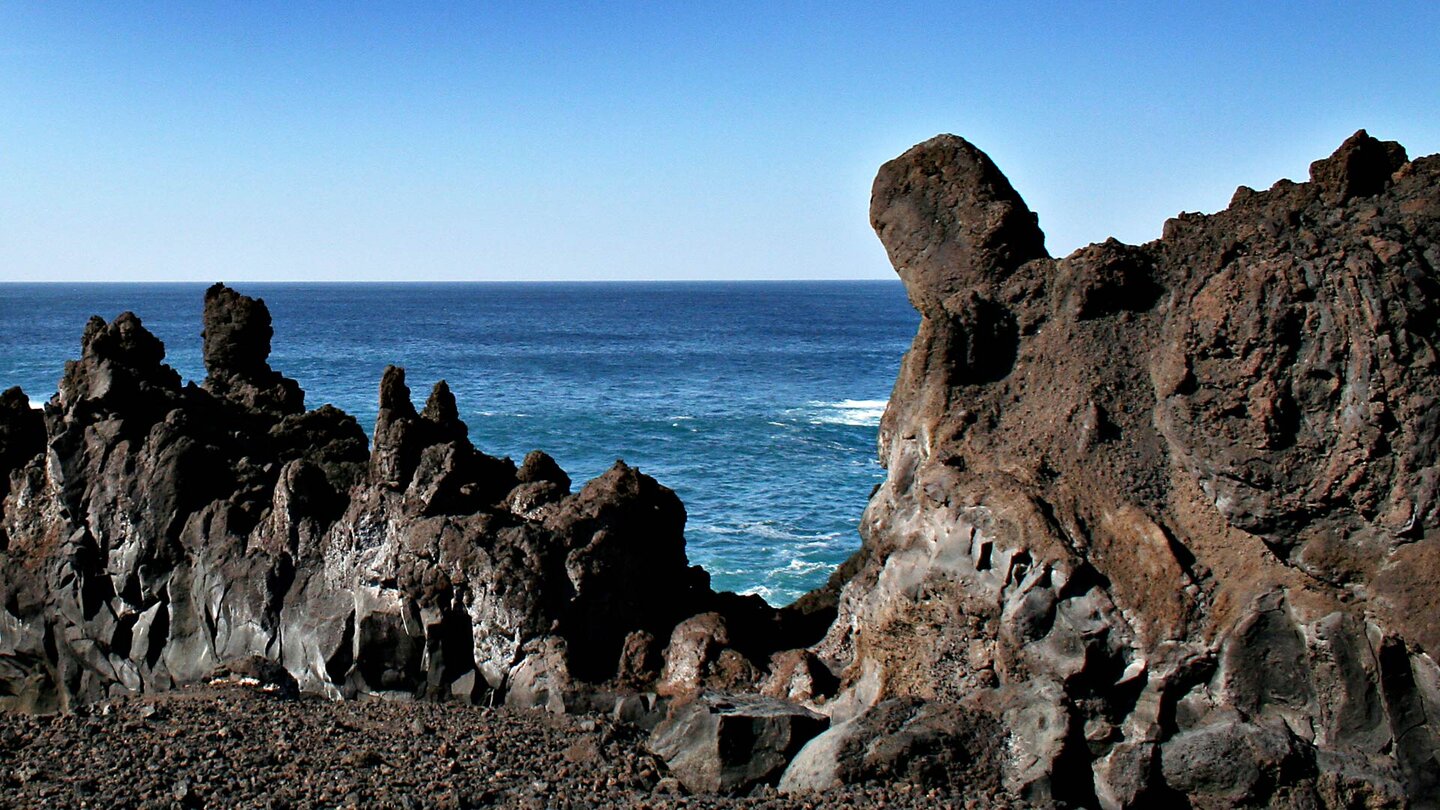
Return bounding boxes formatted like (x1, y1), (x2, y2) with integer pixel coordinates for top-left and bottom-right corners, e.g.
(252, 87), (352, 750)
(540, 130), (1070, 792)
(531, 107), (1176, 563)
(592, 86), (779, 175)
(1, 2), (1438, 282)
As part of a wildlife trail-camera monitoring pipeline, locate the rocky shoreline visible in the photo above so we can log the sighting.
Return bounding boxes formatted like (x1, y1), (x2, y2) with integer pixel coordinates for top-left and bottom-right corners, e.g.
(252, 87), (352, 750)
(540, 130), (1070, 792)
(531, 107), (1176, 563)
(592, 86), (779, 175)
(4, 130), (1440, 807)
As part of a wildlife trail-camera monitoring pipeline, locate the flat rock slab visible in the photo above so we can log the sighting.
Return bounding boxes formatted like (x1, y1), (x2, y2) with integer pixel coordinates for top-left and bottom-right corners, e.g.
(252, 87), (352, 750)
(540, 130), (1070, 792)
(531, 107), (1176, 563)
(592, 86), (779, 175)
(648, 692), (829, 794)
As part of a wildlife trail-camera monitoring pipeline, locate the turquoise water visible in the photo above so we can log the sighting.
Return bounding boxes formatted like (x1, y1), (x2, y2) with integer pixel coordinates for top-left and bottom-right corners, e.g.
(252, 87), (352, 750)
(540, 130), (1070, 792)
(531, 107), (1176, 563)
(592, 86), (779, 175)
(0, 282), (917, 604)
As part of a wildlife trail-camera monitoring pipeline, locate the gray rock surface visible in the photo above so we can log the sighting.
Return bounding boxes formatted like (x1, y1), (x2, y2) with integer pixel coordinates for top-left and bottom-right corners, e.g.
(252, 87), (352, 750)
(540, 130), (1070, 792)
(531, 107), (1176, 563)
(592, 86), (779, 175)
(778, 697), (1001, 794)
(648, 692), (829, 794)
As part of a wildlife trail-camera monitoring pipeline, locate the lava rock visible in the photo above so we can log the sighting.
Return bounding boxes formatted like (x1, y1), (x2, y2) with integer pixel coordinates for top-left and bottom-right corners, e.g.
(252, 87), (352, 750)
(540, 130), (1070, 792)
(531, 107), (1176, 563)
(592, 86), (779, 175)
(648, 692), (828, 794)
(779, 698), (1001, 794)
(814, 130), (1440, 806)
(758, 649), (837, 704)
(201, 283), (304, 414)
(0, 284), (759, 721)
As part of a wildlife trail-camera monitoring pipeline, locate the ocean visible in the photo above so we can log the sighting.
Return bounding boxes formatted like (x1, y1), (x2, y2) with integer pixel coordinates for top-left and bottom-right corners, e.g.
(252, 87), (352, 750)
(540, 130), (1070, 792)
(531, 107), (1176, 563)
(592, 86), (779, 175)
(0, 281), (917, 605)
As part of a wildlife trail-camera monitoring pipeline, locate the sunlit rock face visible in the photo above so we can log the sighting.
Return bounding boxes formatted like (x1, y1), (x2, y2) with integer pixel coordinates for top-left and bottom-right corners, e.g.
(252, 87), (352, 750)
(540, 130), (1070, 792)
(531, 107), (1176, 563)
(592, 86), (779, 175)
(813, 131), (1440, 807)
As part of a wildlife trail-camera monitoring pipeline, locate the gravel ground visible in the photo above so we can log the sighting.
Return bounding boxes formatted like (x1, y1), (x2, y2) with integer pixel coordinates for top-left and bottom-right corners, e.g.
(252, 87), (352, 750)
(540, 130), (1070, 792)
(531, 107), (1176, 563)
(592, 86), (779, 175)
(0, 683), (1021, 809)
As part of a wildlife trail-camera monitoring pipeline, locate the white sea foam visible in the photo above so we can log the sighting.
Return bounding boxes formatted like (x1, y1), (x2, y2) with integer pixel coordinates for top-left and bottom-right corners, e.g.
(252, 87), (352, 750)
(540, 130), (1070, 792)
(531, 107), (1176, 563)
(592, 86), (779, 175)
(783, 558), (830, 575)
(834, 399), (888, 409)
(739, 585), (776, 602)
(806, 399), (887, 427)
(750, 523), (839, 543)
(692, 521), (843, 545)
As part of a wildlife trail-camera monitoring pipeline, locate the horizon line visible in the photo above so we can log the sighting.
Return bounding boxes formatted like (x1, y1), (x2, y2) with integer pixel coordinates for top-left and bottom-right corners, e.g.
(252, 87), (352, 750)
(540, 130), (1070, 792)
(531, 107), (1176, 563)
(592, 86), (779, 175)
(1, 277), (903, 285)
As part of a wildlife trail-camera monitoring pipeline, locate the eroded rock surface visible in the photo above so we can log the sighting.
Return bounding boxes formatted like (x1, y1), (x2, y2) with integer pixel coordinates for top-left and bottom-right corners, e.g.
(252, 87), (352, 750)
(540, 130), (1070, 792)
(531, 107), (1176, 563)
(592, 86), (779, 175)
(779, 697), (1002, 795)
(0, 285), (817, 719)
(648, 692), (829, 794)
(807, 130), (1440, 807)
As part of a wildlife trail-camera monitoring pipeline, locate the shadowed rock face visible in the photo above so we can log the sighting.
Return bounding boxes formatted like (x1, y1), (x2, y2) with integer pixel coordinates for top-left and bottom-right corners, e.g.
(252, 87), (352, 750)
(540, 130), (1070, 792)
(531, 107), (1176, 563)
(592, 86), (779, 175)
(201, 283), (304, 415)
(0, 388), (44, 552)
(813, 131), (1440, 806)
(0, 285), (816, 716)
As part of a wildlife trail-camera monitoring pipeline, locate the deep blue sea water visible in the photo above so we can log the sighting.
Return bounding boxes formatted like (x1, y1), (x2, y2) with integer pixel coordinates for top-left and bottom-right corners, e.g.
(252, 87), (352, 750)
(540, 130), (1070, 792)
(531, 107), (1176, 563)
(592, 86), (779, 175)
(0, 282), (918, 604)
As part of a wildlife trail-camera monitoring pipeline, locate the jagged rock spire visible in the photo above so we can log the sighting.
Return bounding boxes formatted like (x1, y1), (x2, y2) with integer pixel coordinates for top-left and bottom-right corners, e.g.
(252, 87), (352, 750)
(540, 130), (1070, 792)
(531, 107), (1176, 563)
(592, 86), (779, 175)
(869, 134), (1048, 318)
(201, 283), (303, 415)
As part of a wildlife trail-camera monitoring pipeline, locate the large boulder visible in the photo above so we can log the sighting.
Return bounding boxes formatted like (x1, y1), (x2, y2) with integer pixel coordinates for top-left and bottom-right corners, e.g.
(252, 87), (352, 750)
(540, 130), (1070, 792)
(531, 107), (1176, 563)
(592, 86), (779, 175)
(779, 697), (1002, 794)
(648, 692), (828, 794)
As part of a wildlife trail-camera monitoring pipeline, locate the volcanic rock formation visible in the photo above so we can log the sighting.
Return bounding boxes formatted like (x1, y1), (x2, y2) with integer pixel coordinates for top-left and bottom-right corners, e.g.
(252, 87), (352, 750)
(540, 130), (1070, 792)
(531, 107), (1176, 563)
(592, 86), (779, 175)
(803, 130), (1440, 807)
(0, 283), (815, 717)
(3, 131), (1439, 808)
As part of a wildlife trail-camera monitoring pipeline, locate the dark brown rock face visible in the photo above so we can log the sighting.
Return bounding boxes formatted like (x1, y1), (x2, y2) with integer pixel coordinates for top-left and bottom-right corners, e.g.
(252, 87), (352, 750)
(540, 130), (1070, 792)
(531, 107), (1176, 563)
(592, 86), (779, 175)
(201, 282), (304, 415)
(0, 388), (44, 552)
(0, 285), (807, 719)
(810, 131), (1440, 807)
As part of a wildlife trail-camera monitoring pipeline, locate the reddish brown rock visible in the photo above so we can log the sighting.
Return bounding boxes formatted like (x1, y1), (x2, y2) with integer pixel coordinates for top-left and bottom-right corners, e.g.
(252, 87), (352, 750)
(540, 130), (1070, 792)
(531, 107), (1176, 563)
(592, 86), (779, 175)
(759, 649), (837, 705)
(811, 131), (1440, 807)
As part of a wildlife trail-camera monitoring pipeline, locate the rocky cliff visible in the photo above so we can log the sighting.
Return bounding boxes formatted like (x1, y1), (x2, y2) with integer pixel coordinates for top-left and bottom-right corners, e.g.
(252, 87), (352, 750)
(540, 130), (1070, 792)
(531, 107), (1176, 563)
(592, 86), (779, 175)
(804, 131), (1440, 807)
(3, 131), (1439, 808)
(0, 283), (820, 717)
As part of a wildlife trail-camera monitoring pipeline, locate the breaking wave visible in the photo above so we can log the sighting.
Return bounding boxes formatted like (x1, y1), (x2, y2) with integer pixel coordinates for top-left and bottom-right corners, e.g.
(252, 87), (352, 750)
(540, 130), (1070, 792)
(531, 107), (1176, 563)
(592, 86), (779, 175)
(805, 399), (887, 427)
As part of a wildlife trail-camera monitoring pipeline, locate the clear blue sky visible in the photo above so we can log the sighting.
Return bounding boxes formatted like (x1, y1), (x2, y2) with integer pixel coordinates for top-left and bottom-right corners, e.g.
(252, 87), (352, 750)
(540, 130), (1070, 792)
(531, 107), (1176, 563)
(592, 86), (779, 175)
(2, 2), (1437, 282)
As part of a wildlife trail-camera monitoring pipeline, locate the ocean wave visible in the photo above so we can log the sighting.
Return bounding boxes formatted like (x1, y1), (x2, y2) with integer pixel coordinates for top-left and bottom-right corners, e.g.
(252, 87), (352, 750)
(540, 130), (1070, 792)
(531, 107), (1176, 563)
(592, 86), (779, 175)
(688, 523), (742, 536)
(739, 559), (838, 606)
(804, 399), (887, 427)
(738, 585), (776, 602)
(690, 521), (842, 544)
(782, 558), (831, 575)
